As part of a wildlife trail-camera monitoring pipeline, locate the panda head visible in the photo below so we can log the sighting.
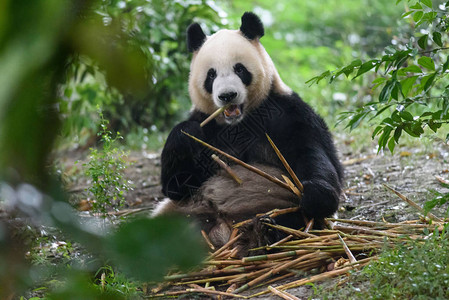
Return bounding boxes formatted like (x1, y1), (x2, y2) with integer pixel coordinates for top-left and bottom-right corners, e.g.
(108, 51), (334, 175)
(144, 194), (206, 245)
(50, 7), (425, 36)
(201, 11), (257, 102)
(187, 12), (291, 125)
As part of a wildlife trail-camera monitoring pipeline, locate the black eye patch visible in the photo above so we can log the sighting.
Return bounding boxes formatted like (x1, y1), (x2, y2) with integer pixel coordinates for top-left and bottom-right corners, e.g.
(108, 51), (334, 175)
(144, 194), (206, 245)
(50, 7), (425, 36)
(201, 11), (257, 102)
(234, 63), (252, 86)
(204, 68), (216, 94)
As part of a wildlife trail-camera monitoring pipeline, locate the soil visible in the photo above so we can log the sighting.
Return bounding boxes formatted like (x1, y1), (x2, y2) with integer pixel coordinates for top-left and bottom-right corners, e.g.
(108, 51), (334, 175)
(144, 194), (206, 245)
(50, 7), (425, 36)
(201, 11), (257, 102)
(59, 133), (449, 299)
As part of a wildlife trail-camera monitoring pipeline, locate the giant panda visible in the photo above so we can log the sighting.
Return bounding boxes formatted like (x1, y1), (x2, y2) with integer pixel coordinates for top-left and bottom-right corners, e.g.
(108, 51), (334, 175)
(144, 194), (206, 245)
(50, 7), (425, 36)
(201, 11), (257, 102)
(153, 12), (344, 256)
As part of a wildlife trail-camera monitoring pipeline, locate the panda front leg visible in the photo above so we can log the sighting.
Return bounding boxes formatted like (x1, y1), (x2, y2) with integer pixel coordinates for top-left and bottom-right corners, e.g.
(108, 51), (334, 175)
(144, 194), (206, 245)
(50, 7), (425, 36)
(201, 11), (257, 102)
(295, 150), (341, 222)
(160, 120), (211, 201)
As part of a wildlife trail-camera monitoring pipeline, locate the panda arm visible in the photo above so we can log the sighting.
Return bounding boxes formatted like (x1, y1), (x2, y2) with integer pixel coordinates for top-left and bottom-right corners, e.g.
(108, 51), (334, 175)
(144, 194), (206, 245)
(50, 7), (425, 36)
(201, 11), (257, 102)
(160, 119), (210, 201)
(293, 145), (341, 219)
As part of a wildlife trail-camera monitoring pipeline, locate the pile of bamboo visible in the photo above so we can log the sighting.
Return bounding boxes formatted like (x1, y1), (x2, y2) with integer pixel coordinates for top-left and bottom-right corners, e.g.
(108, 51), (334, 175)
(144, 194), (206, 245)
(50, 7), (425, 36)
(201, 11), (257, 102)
(151, 209), (446, 299)
(149, 118), (447, 299)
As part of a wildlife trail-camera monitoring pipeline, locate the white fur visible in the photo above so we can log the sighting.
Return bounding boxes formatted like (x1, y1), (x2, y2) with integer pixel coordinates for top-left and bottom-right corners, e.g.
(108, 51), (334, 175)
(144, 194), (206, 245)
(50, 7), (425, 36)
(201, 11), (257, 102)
(189, 30), (291, 122)
(151, 198), (178, 217)
(212, 73), (247, 108)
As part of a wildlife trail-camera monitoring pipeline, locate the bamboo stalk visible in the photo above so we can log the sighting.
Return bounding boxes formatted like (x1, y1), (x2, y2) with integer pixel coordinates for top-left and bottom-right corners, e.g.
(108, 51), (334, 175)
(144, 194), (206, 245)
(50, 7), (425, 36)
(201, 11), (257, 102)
(201, 230), (215, 251)
(268, 285), (300, 300)
(333, 224), (401, 238)
(278, 259), (372, 291)
(265, 223), (318, 239)
(234, 207), (300, 228)
(242, 250), (313, 263)
(304, 218), (314, 233)
(338, 234), (357, 264)
(210, 233), (243, 259)
(211, 154), (243, 184)
(182, 130), (292, 192)
(328, 218), (439, 229)
(383, 184), (443, 222)
(200, 104), (231, 127)
(152, 287), (247, 298)
(268, 234), (293, 249)
(266, 133), (304, 194)
(282, 175), (302, 198)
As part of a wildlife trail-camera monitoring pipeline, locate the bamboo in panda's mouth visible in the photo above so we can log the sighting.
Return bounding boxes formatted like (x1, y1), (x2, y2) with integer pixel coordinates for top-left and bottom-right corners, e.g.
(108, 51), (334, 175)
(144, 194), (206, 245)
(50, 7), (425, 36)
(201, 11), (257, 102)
(200, 103), (242, 127)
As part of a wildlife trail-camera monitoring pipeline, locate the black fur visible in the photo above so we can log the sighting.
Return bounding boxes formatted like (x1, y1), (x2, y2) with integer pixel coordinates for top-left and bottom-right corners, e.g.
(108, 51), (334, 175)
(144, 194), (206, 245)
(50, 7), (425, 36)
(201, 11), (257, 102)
(187, 23), (206, 52)
(234, 63), (252, 86)
(161, 90), (344, 228)
(240, 12), (265, 40)
(204, 68), (216, 94)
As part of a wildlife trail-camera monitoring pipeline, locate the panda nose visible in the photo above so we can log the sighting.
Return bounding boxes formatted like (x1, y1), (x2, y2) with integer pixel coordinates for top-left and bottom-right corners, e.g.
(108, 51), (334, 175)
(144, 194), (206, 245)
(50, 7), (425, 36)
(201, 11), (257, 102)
(218, 92), (237, 103)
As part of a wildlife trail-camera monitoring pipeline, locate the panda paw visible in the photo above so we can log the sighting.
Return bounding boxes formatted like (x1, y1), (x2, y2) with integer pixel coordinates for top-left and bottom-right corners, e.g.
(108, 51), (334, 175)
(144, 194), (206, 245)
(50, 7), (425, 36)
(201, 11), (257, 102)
(300, 180), (340, 219)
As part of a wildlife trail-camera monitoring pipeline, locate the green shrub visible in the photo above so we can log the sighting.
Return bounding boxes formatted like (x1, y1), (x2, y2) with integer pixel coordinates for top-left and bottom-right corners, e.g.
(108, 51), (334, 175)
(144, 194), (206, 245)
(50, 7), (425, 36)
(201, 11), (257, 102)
(83, 107), (132, 214)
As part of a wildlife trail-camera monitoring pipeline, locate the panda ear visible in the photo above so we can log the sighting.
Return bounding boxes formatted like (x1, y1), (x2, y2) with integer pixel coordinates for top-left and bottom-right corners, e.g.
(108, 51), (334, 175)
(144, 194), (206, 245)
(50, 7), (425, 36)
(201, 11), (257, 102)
(240, 12), (264, 40)
(187, 23), (207, 52)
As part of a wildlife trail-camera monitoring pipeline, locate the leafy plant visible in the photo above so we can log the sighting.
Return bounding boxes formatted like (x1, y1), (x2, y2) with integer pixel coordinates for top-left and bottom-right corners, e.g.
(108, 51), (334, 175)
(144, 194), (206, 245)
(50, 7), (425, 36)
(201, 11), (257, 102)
(424, 179), (449, 214)
(83, 107), (132, 214)
(307, 0), (449, 153)
(94, 265), (142, 297)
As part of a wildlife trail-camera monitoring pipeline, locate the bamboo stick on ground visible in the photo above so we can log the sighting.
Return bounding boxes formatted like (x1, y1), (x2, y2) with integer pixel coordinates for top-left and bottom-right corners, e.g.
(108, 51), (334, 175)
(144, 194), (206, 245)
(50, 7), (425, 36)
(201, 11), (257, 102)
(338, 234), (357, 264)
(152, 287), (247, 298)
(248, 257), (375, 298)
(268, 285), (300, 300)
(182, 130), (292, 192)
(383, 184), (443, 222)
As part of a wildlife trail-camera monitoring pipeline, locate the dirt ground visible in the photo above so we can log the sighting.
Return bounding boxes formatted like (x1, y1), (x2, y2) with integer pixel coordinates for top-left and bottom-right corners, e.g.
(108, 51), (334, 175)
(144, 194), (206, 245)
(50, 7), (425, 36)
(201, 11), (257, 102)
(61, 133), (449, 299)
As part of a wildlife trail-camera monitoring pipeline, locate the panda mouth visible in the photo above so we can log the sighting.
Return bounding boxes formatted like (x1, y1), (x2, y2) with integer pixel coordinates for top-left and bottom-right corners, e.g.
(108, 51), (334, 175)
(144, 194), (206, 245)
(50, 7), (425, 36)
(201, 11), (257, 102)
(223, 104), (243, 120)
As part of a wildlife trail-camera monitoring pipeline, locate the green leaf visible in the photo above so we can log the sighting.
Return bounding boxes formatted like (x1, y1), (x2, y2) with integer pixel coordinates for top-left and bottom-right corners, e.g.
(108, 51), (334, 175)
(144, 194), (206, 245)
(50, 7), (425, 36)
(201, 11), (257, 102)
(418, 34), (428, 49)
(106, 217), (206, 281)
(428, 120), (441, 132)
(372, 77), (387, 89)
(379, 81), (395, 102)
(388, 136), (396, 153)
(423, 72), (436, 91)
(394, 126), (402, 142)
(401, 10), (414, 18)
(372, 125), (383, 138)
(354, 60), (379, 78)
(400, 111), (414, 121)
(432, 32), (443, 47)
(401, 76), (418, 96)
(418, 56), (435, 71)
(391, 83), (399, 100)
(402, 65), (422, 73)
(413, 10), (424, 22)
(410, 3), (422, 9)
(421, 0), (432, 8)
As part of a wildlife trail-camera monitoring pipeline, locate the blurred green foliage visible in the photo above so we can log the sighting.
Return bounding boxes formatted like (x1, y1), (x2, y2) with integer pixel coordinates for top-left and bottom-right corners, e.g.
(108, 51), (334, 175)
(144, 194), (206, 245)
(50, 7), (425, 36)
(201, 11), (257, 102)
(0, 0), (207, 298)
(59, 0), (222, 146)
